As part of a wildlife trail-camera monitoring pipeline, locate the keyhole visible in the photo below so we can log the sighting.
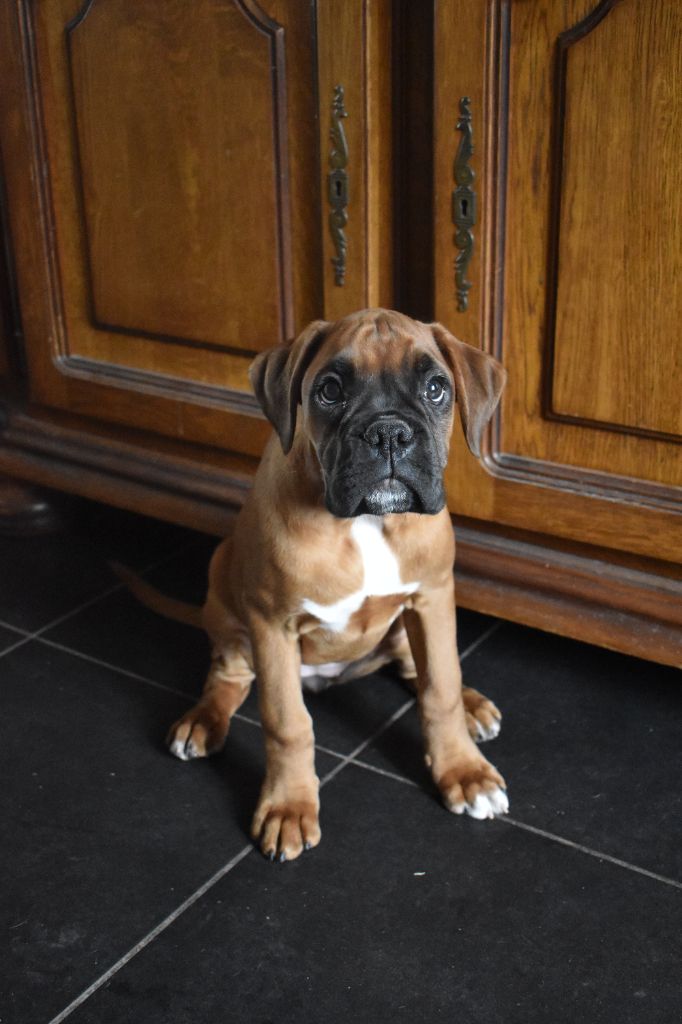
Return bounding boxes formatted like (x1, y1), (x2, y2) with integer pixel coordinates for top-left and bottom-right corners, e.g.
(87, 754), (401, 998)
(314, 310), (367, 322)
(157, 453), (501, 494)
(461, 198), (468, 217)
(336, 180), (343, 197)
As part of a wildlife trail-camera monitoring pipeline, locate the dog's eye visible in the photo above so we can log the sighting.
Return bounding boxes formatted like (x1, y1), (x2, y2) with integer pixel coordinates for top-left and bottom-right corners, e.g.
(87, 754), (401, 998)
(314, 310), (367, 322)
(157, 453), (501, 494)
(318, 378), (343, 405)
(425, 377), (447, 404)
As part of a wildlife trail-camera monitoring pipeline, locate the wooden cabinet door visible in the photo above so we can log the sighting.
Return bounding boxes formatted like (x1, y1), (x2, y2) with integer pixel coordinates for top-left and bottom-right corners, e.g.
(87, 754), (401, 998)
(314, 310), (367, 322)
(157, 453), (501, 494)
(0, 0), (391, 459)
(434, 0), (681, 563)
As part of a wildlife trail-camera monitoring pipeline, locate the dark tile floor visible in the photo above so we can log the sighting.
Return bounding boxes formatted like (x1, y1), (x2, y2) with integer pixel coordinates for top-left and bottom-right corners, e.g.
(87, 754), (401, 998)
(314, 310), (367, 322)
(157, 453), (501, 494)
(1, 500), (680, 1024)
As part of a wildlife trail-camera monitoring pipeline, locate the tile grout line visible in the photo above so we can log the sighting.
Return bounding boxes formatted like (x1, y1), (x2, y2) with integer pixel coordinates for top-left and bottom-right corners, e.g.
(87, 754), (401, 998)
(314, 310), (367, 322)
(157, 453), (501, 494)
(0, 535), (204, 663)
(46, 843), (254, 1024)
(0, 617), (34, 661)
(319, 697), (417, 787)
(348, 756), (421, 788)
(497, 817), (682, 892)
(45, 621), (505, 1021)
(0, 633), (35, 660)
(458, 620), (502, 662)
(35, 636), (196, 702)
(333, 751), (682, 893)
(0, 617), (30, 635)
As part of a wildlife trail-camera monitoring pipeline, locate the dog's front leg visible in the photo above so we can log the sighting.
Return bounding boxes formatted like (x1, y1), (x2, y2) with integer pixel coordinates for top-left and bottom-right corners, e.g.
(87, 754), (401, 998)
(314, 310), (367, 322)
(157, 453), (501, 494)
(248, 612), (320, 862)
(404, 581), (508, 820)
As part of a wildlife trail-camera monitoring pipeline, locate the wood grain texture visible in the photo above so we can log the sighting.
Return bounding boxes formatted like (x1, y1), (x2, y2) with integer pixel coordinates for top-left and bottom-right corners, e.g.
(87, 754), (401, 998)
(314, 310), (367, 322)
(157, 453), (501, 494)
(550, 0), (682, 439)
(66, 0), (291, 351)
(0, 174), (20, 384)
(317, 0), (393, 318)
(434, 0), (681, 563)
(0, 263), (12, 382)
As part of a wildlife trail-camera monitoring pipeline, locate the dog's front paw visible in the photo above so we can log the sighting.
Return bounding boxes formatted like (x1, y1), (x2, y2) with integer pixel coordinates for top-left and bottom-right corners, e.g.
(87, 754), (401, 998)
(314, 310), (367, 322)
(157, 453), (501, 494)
(251, 791), (321, 863)
(437, 757), (508, 819)
(462, 687), (502, 743)
(166, 703), (229, 761)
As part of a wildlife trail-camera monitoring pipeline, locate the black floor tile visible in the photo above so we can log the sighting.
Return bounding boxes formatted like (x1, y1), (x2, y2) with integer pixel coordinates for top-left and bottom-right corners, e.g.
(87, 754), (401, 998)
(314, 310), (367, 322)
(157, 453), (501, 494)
(65, 764), (681, 1024)
(0, 531), (119, 632)
(44, 543), (217, 701)
(0, 640), (335, 1024)
(0, 502), (202, 633)
(361, 623), (682, 880)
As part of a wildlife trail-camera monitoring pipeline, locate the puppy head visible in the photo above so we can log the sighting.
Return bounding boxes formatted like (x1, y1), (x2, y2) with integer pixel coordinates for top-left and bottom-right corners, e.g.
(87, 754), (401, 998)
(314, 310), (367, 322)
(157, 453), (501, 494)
(250, 309), (506, 517)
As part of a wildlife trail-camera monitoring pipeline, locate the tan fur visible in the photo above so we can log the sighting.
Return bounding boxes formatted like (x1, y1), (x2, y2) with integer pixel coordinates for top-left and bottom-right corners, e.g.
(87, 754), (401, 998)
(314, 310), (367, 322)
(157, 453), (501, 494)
(152, 310), (507, 860)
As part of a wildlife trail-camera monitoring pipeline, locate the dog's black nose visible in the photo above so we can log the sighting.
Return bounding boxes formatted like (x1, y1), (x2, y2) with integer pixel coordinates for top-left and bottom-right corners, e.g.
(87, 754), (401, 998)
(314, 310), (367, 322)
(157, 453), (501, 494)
(363, 417), (414, 459)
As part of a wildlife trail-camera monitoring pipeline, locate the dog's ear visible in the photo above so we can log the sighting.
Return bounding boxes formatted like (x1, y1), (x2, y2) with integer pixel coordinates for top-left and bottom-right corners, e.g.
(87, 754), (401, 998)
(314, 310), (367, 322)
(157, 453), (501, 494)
(430, 323), (506, 457)
(249, 320), (331, 454)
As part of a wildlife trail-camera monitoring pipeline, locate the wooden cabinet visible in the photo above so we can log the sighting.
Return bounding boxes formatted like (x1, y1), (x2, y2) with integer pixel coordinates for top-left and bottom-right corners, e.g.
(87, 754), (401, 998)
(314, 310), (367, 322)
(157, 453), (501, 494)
(0, 1), (680, 665)
(0, 0), (391, 460)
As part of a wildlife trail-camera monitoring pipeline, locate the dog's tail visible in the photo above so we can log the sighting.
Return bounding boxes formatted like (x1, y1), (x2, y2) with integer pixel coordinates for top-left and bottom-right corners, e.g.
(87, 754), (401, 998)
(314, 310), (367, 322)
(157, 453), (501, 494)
(110, 562), (203, 629)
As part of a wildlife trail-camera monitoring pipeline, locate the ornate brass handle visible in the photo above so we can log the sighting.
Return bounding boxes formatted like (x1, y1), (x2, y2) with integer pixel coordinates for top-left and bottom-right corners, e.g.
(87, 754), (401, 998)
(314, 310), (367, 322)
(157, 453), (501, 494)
(328, 84), (349, 286)
(453, 96), (476, 311)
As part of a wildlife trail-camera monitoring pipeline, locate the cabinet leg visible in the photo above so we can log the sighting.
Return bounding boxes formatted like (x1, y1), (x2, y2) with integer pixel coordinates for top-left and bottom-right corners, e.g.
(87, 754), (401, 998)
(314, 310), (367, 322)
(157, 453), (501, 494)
(0, 476), (67, 536)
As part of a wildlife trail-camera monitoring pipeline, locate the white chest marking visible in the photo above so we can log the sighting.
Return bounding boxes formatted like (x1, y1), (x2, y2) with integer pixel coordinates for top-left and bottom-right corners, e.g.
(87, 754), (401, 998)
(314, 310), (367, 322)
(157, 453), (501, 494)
(301, 515), (418, 633)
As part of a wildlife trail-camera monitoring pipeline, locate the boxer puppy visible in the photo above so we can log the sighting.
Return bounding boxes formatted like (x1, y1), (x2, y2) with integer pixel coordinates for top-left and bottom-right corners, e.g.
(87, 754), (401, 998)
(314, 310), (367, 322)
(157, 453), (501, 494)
(166, 309), (508, 862)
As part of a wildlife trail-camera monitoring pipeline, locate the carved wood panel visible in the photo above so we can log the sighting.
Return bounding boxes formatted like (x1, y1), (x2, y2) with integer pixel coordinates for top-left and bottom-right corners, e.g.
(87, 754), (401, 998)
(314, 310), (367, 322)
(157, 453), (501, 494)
(547, 0), (682, 442)
(498, 0), (681, 495)
(0, 0), (326, 447)
(66, 0), (292, 354)
(434, 0), (681, 561)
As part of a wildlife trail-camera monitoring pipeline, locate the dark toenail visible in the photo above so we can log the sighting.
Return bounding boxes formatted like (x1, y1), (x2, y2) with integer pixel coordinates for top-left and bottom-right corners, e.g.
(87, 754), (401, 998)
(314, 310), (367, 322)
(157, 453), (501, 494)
(279, 852), (286, 863)
(304, 841), (312, 851)
(268, 850), (275, 862)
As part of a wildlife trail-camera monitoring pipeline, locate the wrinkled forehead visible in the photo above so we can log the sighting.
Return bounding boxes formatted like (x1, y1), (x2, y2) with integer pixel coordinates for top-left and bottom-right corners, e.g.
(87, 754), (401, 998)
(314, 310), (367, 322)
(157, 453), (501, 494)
(305, 310), (446, 383)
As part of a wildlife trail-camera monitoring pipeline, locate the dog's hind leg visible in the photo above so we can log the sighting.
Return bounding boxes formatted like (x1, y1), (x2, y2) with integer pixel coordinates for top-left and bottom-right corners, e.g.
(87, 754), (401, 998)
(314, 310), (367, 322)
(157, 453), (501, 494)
(167, 646), (254, 760)
(390, 620), (501, 741)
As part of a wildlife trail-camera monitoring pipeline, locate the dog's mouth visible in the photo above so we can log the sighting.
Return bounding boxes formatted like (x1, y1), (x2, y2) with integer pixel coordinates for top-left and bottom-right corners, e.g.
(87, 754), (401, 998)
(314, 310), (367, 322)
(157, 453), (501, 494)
(361, 478), (417, 515)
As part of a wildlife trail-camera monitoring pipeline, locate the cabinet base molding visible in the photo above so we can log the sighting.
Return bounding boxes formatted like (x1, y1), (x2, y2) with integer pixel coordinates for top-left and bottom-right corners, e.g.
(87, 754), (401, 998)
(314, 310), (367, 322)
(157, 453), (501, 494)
(454, 523), (681, 669)
(0, 407), (251, 537)
(1, 406), (679, 667)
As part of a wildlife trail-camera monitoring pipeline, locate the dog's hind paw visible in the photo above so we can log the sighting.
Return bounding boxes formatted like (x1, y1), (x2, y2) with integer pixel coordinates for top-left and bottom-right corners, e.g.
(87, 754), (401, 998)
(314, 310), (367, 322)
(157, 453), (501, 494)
(166, 704), (229, 760)
(462, 687), (502, 743)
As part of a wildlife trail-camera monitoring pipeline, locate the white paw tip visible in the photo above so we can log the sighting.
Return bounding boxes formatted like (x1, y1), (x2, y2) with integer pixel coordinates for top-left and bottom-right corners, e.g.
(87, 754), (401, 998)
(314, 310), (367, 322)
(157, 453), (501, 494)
(468, 793), (494, 819)
(488, 786), (509, 815)
(476, 718), (501, 742)
(461, 787), (509, 820)
(170, 739), (190, 761)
